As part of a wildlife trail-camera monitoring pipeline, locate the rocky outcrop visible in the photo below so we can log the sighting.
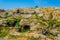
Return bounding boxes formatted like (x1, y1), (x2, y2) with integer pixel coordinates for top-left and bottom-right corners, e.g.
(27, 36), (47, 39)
(0, 7), (60, 40)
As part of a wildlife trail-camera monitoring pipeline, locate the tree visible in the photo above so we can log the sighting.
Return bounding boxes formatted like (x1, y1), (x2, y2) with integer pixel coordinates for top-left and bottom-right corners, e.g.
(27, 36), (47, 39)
(35, 5), (39, 8)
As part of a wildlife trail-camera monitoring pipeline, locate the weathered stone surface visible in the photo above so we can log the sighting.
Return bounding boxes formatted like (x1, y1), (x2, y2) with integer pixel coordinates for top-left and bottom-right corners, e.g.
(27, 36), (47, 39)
(0, 7), (60, 40)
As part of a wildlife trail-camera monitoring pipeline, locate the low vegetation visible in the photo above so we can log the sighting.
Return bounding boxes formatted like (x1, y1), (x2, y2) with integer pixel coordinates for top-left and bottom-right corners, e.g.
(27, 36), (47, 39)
(0, 7), (60, 40)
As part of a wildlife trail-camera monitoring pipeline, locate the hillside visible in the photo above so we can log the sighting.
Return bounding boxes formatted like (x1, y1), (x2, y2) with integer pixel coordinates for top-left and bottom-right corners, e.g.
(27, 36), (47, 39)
(0, 7), (60, 40)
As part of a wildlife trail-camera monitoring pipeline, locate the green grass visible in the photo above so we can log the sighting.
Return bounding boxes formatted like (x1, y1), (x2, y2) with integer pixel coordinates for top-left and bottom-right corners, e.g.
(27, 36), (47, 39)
(0, 27), (9, 38)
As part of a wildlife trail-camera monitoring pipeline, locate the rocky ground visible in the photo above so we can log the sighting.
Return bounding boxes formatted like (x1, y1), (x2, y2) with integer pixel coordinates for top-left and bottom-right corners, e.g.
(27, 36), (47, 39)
(0, 7), (60, 40)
